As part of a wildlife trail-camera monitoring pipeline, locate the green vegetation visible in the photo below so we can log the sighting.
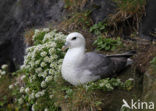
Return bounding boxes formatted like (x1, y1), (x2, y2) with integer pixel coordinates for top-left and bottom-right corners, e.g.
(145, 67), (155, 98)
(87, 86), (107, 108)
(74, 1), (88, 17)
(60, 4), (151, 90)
(113, 0), (145, 14)
(0, 76), (14, 110)
(89, 22), (107, 35)
(32, 28), (50, 45)
(110, 0), (146, 23)
(13, 29), (65, 111)
(63, 0), (146, 37)
(0, 28), (134, 111)
(89, 21), (123, 51)
(64, 0), (88, 10)
(0, 0), (153, 110)
(150, 56), (156, 72)
(85, 78), (134, 91)
(150, 56), (156, 65)
(108, 0), (146, 35)
(0, 64), (8, 77)
(93, 36), (122, 51)
(0, 65), (15, 110)
(59, 11), (93, 32)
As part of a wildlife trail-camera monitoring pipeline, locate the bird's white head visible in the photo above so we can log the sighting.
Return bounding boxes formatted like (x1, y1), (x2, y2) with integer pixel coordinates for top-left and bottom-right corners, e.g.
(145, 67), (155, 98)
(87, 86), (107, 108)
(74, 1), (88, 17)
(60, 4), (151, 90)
(62, 32), (86, 51)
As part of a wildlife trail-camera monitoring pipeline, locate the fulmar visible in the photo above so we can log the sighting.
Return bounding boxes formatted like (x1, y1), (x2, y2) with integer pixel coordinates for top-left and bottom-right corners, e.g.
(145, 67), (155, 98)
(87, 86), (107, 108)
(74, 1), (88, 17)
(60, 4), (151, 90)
(61, 32), (135, 85)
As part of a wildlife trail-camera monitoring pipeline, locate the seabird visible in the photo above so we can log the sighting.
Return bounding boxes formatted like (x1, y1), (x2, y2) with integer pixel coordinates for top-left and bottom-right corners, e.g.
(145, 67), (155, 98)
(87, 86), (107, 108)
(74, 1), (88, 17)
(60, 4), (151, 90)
(61, 32), (135, 85)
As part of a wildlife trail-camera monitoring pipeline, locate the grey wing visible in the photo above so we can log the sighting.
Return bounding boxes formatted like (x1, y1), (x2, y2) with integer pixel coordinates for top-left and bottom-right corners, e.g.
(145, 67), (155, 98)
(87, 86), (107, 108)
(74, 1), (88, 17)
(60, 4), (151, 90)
(80, 52), (116, 78)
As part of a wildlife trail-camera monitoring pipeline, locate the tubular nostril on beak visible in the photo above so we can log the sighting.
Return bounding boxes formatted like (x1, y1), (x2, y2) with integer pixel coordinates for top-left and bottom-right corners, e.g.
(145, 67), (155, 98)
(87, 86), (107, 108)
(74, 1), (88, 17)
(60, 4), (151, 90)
(62, 42), (69, 51)
(65, 42), (68, 46)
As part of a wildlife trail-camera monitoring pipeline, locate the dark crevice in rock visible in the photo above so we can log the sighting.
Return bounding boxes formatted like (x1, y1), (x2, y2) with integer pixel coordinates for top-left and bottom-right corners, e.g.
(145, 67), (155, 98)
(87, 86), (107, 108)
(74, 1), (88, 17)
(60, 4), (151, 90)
(0, 0), (66, 68)
(139, 0), (156, 41)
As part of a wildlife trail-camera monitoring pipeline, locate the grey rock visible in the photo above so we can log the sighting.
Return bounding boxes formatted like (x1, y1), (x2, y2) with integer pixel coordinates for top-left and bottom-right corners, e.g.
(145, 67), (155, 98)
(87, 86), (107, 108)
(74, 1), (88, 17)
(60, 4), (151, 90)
(139, 0), (156, 41)
(0, 0), (156, 70)
(85, 0), (116, 23)
(0, 0), (66, 68)
(142, 67), (156, 105)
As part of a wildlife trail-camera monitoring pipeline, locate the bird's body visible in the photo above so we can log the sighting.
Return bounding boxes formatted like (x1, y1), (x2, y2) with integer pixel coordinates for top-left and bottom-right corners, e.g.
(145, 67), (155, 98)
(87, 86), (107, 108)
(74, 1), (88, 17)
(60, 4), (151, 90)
(61, 32), (135, 85)
(62, 47), (100, 85)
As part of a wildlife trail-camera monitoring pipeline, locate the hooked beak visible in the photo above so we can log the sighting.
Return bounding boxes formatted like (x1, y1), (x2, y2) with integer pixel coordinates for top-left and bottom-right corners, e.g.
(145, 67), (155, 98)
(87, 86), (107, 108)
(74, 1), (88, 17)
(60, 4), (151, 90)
(62, 42), (70, 51)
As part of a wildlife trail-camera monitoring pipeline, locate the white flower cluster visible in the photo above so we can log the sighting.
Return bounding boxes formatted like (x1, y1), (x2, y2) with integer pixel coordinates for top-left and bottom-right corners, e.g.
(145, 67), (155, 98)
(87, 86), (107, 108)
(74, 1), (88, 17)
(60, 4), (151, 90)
(32, 28), (50, 41)
(17, 28), (66, 110)
(42, 29), (65, 43)
(0, 64), (8, 78)
(35, 90), (46, 98)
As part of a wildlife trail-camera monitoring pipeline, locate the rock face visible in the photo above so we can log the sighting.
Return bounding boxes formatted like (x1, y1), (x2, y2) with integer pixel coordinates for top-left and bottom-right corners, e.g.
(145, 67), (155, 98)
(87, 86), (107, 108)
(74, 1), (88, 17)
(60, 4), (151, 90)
(0, 0), (66, 69)
(139, 0), (156, 41)
(0, 1), (155, 110)
(0, 0), (116, 68)
(0, 0), (156, 69)
(143, 66), (156, 108)
(86, 0), (116, 23)
(0, 40), (16, 72)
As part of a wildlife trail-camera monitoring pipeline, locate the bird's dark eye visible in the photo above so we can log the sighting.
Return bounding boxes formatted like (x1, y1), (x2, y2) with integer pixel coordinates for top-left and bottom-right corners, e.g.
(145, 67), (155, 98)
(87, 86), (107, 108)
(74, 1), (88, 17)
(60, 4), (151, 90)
(71, 37), (77, 40)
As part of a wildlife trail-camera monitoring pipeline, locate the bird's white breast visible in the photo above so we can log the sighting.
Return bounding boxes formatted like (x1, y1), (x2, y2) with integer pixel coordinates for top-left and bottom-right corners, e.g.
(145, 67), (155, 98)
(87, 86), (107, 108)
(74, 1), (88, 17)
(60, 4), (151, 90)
(61, 32), (103, 85)
(61, 47), (100, 85)
(61, 48), (84, 85)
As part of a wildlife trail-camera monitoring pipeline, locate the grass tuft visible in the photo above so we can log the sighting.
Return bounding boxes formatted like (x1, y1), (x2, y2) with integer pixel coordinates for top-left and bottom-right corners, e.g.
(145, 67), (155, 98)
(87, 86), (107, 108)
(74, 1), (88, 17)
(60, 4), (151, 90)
(58, 11), (93, 32)
(24, 29), (35, 46)
(64, 0), (89, 11)
(107, 0), (146, 36)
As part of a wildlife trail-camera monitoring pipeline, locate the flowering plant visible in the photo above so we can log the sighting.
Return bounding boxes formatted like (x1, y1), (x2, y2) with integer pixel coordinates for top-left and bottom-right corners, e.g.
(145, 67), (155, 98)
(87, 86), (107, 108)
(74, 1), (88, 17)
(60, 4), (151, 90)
(10, 29), (66, 111)
(6, 28), (134, 111)
(0, 64), (8, 78)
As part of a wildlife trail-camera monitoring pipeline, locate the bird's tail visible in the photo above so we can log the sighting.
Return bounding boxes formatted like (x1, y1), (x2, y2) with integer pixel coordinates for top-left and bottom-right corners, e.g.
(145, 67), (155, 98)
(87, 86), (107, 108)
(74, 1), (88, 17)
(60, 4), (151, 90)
(107, 50), (136, 58)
